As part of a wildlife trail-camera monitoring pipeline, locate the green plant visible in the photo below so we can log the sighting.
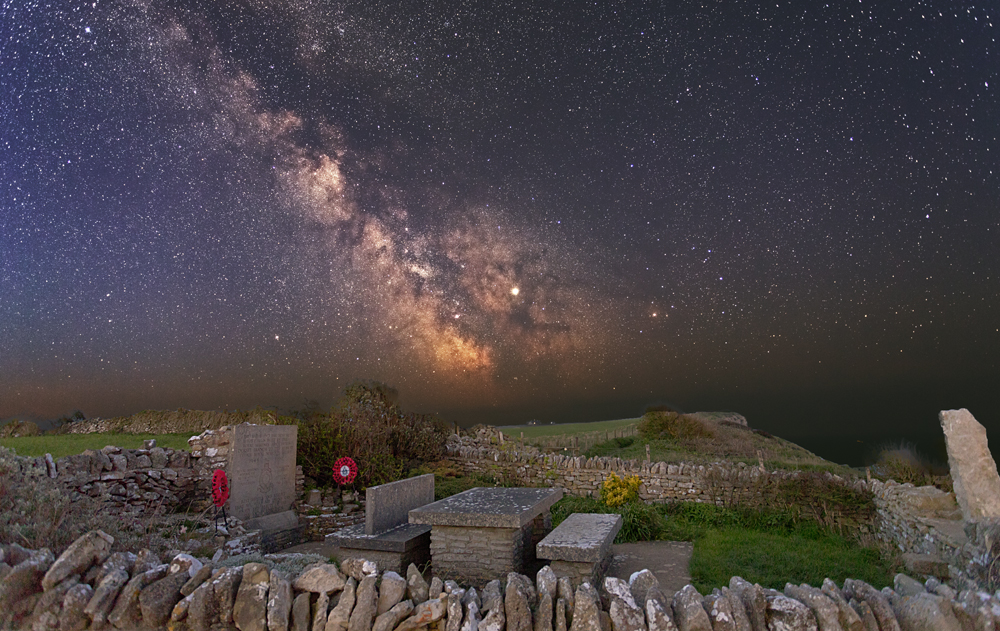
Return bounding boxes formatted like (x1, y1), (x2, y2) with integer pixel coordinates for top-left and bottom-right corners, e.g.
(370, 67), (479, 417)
(0, 419), (41, 438)
(295, 381), (450, 488)
(869, 441), (944, 488)
(600, 472), (641, 507)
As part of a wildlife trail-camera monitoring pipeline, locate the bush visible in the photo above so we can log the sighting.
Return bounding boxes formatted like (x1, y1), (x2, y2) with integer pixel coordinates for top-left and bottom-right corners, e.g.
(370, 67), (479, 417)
(0, 446), (141, 554)
(296, 381), (450, 488)
(0, 419), (41, 438)
(600, 472), (641, 507)
(638, 410), (714, 441)
(870, 442), (940, 487)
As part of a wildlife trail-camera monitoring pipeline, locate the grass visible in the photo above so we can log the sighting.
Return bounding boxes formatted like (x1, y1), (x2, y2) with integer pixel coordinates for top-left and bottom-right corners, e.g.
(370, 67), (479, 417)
(549, 494), (895, 593)
(691, 527), (891, 593)
(496, 417), (641, 439)
(0, 433), (193, 458)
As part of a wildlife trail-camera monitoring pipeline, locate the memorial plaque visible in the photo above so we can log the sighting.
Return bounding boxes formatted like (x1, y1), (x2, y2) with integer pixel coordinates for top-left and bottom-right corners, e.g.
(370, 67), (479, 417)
(228, 424), (298, 521)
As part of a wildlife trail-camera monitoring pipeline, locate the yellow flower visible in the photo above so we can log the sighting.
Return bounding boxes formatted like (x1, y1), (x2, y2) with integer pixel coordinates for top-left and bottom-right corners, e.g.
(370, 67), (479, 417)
(600, 472), (642, 507)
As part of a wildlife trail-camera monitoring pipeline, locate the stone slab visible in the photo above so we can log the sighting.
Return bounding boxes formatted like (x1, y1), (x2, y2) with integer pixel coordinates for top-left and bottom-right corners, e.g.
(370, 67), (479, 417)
(244, 510), (299, 534)
(365, 474), (434, 535)
(409, 487), (563, 528)
(326, 523), (432, 553)
(536, 513), (622, 563)
(941, 408), (1000, 521)
(228, 423), (298, 521)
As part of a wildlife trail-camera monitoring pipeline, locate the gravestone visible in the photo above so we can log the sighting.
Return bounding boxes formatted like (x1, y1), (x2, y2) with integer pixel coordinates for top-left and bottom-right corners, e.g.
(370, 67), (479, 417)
(228, 424), (299, 543)
(327, 474), (435, 573)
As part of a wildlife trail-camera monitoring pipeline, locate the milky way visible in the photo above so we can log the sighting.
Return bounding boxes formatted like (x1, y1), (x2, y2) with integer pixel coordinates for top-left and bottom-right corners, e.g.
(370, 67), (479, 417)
(2, 0), (998, 455)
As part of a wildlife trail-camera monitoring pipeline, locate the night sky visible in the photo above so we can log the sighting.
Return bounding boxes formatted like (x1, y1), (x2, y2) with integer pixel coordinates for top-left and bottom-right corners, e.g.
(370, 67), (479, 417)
(2, 0), (998, 464)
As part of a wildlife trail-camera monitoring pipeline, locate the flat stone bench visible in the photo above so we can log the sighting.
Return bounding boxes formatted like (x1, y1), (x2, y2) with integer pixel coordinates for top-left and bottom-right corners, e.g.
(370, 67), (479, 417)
(536, 513), (622, 587)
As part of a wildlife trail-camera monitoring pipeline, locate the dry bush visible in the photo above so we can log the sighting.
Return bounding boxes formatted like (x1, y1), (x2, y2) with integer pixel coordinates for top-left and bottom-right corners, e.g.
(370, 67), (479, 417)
(0, 446), (146, 554)
(296, 381), (450, 488)
(0, 419), (41, 438)
(638, 410), (715, 441)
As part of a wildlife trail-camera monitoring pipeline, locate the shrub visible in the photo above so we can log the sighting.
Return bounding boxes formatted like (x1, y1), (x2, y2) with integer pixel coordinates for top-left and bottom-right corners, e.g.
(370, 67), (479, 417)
(638, 410), (714, 441)
(600, 472), (641, 507)
(295, 381), (450, 488)
(0, 446), (141, 554)
(0, 419), (41, 438)
(870, 441), (938, 487)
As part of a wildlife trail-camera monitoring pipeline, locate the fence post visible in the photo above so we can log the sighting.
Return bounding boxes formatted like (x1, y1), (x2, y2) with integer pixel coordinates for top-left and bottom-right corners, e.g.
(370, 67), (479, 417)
(645, 444), (650, 463)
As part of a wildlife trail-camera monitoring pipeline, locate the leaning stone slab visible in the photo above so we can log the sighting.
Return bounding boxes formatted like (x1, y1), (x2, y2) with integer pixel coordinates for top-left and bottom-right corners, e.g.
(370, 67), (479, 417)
(843, 579), (899, 631)
(784, 584), (840, 631)
(891, 592), (962, 631)
(506, 574), (533, 631)
(672, 585), (712, 631)
(570, 583), (602, 631)
(608, 594), (645, 631)
(729, 577), (767, 631)
(30, 575), (79, 631)
(765, 593), (818, 631)
(396, 597), (447, 631)
(84, 568), (129, 627)
(59, 583), (94, 631)
(406, 563), (430, 604)
(291, 592), (311, 631)
(940, 408), (1000, 521)
(374, 599), (414, 631)
(378, 571), (408, 616)
(347, 574), (378, 631)
(819, 579), (863, 631)
(326, 577), (357, 631)
(109, 564), (169, 629)
(267, 570), (293, 631)
(0, 548), (54, 612)
(139, 567), (189, 627)
(42, 531), (113, 591)
(233, 562), (270, 631)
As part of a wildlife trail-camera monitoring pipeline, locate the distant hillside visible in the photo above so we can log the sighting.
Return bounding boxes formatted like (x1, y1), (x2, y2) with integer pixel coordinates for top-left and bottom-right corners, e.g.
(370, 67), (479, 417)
(65, 408), (286, 435)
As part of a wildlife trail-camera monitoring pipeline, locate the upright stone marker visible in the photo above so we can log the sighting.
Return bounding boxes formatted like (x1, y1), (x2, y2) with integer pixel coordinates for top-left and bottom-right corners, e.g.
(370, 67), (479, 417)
(228, 423), (298, 521)
(940, 408), (1000, 521)
(366, 474), (435, 535)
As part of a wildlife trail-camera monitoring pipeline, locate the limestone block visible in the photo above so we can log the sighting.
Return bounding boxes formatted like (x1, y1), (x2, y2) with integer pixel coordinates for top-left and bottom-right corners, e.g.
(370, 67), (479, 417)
(0, 547), (54, 613)
(342, 558), (378, 582)
(940, 409), (1000, 521)
(29, 575), (79, 631)
(396, 597), (447, 631)
(326, 577), (357, 631)
(481, 580), (503, 614)
(672, 585), (711, 631)
(644, 598), (677, 631)
(463, 597), (483, 631)
(506, 575), (533, 631)
(291, 592), (311, 631)
(537, 566), (558, 600)
(293, 563), (346, 594)
(819, 579), (864, 631)
(215, 566), (245, 626)
(843, 579), (900, 631)
(608, 594), (645, 631)
(347, 574), (378, 631)
(84, 568), (129, 627)
(109, 564), (169, 629)
(765, 593), (818, 631)
(313, 591), (330, 631)
(377, 570), (407, 616)
(628, 570), (659, 607)
(267, 570), (293, 631)
(59, 583), (93, 631)
(373, 599), (414, 631)
(139, 567), (189, 627)
(570, 583), (602, 631)
(783, 584), (840, 631)
(891, 592), (962, 631)
(233, 562), (270, 631)
(702, 591), (738, 631)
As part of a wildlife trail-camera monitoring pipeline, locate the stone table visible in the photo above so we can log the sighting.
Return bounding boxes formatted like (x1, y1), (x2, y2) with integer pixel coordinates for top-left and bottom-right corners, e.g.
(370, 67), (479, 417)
(408, 487), (563, 583)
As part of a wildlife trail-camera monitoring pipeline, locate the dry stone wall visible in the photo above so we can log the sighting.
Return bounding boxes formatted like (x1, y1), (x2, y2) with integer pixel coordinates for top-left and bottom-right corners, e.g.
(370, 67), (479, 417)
(444, 433), (973, 575)
(2, 528), (997, 631)
(40, 425), (303, 518)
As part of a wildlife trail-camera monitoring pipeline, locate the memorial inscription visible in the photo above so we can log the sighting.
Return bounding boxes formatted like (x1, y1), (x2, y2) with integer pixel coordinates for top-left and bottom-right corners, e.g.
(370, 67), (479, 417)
(227, 424), (298, 521)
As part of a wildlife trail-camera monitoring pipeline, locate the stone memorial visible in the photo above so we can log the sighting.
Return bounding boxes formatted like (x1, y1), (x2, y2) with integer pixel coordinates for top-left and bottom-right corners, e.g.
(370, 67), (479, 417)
(228, 423), (301, 548)
(327, 474), (435, 573)
(940, 408), (1000, 522)
(408, 486), (562, 583)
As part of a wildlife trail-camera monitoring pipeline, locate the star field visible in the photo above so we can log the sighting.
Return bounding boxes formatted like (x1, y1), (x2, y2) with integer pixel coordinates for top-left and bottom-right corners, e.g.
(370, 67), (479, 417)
(2, 0), (998, 460)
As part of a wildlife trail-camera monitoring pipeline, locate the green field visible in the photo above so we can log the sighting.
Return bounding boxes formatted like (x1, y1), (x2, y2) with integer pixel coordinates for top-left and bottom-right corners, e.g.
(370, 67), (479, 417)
(0, 433), (193, 458)
(497, 417), (641, 438)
